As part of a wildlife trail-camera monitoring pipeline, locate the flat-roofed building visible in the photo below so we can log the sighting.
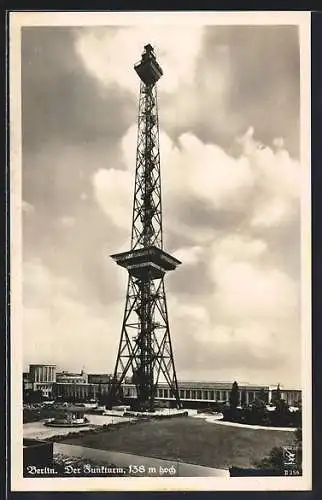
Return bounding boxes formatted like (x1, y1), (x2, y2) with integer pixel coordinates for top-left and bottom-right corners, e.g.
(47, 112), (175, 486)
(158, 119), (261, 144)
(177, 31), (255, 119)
(24, 366), (301, 408)
(56, 370), (88, 384)
(54, 382), (110, 401)
(123, 381), (271, 406)
(87, 373), (112, 385)
(28, 364), (56, 398)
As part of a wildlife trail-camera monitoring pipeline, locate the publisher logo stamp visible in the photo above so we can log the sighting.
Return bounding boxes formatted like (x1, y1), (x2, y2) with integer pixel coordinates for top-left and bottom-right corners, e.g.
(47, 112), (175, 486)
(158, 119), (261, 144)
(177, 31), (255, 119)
(282, 446), (301, 476)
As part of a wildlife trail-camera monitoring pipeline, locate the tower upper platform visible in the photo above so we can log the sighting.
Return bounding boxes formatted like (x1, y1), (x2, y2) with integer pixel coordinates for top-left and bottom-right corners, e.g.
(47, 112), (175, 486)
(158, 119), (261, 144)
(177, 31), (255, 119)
(134, 44), (163, 85)
(110, 246), (181, 281)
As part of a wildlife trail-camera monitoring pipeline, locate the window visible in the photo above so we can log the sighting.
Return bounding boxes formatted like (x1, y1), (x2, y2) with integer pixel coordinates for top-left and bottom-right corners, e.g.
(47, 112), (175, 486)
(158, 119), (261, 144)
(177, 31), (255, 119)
(203, 391), (208, 400)
(210, 390), (215, 400)
(216, 391), (220, 400)
(192, 390), (196, 399)
(186, 390), (191, 399)
(180, 390), (184, 398)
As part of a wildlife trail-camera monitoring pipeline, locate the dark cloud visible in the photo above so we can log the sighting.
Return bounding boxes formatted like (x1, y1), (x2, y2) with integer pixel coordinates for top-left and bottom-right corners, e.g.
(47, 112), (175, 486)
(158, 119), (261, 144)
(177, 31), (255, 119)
(186, 26), (300, 156)
(23, 195), (127, 308)
(250, 215), (301, 281)
(168, 262), (215, 297)
(21, 27), (136, 154)
(21, 27), (135, 308)
(177, 198), (249, 231)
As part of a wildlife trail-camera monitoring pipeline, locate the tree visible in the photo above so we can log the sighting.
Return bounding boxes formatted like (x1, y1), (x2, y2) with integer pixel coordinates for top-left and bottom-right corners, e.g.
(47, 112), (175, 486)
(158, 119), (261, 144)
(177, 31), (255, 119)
(97, 383), (103, 404)
(258, 388), (267, 403)
(229, 381), (240, 410)
(272, 383), (282, 404)
(24, 389), (43, 403)
(274, 398), (290, 426)
(248, 398), (267, 424)
(275, 398), (289, 414)
(256, 422), (302, 475)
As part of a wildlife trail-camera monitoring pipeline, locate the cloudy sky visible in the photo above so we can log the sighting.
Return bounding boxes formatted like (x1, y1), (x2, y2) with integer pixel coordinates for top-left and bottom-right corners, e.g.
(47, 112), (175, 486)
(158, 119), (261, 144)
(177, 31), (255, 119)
(21, 22), (303, 387)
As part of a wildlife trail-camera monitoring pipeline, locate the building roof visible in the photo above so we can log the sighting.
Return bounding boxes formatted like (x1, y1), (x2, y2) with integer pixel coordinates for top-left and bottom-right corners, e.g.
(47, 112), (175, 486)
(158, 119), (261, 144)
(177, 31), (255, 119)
(29, 364), (56, 367)
(174, 381), (270, 390)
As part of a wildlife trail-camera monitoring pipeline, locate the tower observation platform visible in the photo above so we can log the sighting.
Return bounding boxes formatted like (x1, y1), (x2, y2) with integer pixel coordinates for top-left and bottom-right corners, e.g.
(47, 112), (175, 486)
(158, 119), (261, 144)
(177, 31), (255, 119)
(108, 44), (182, 411)
(111, 246), (181, 281)
(134, 43), (163, 85)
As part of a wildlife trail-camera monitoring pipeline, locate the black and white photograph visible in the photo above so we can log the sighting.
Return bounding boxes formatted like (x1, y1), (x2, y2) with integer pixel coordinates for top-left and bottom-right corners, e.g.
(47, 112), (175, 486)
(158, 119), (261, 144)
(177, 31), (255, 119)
(9, 11), (311, 491)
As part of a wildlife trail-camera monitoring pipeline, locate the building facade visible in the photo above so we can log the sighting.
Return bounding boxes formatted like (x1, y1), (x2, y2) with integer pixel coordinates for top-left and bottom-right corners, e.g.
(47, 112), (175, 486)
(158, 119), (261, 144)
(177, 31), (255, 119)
(28, 364), (56, 398)
(56, 370), (88, 384)
(123, 381), (271, 407)
(54, 382), (110, 400)
(24, 365), (301, 407)
(51, 377), (302, 408)
(87, 373), (112, 385)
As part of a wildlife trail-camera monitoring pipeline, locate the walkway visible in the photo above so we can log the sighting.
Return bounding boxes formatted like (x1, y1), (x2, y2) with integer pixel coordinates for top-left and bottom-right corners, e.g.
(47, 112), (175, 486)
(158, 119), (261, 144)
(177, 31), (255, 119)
(193, 413), (296, 432)
(54, 443), (229, 477)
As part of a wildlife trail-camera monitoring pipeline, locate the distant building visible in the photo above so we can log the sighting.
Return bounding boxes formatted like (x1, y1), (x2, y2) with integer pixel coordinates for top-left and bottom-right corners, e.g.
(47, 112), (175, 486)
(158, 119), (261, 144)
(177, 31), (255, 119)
(28, 364), (56, 398)
(53, 379), (302, 408)
(123, 381), (302, 408)
(54, 382), (110, 400)
(269, 385), (301, 406)
(87, 373), (112, 385)
(122, 381), (271, 406)
(23, 372), (32, 391)
(56, 370), (88, 384)
(22, 365), (302, 407)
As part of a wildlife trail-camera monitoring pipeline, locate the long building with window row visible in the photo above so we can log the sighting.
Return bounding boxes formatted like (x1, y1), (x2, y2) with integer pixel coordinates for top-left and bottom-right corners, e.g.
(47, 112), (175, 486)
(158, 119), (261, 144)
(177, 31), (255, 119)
(53, 380), (301, 407)
(24, 366), (301, 407)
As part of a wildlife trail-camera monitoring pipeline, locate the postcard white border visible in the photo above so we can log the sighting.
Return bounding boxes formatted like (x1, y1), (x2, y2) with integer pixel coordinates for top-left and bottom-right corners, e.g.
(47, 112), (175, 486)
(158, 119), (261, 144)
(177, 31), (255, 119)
(9, 10), (311, 492)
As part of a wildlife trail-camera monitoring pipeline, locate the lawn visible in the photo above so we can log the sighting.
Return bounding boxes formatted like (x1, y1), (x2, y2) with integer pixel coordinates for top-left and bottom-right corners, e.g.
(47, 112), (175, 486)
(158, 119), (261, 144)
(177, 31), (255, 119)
(60, 416), (295, 469)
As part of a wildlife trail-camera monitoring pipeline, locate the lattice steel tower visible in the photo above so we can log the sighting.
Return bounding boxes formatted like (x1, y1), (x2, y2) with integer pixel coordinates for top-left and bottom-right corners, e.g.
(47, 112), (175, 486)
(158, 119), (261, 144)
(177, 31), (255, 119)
(109, 44), (182, 411)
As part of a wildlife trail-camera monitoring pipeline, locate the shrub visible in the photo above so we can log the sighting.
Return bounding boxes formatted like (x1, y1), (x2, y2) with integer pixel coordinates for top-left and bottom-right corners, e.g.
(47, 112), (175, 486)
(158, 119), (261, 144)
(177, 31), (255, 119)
(254, 446), (285, 474)
(223, 405), (301, 428)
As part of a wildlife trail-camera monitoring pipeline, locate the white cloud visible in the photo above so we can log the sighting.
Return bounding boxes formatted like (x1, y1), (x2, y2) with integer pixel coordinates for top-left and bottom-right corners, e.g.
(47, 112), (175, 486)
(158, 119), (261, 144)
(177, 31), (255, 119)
(211, 234), (268, 260)
(75, 26), (204, 95)
(173, 133), (254, 209)
(209, 233), (298, 321)
(173, 245), (203, 265)
(238, 127), (301, 228)
(92, 168), (132, 230)
(212, 260), (298, 320)
(251, 196), (296, 228)
(121, 125), (254, 211)
(23, 259), (122, 371)
(93, 123), (301, 243)
(167, 229), (299, 382)
(23, 259), (77, 307)
(61, 216), (75, 228)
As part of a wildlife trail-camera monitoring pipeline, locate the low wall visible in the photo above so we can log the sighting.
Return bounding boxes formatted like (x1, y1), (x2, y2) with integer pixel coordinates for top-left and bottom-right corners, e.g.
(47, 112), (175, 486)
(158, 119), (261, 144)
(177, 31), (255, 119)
(124, 410), (188, 419)
(54, 443), (229, 477)
(23, 439), (54, 467)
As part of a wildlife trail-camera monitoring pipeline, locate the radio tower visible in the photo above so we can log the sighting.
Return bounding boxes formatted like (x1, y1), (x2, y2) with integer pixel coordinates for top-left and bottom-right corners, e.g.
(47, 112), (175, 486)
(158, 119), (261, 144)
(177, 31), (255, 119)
(109, 44), (182, 411)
